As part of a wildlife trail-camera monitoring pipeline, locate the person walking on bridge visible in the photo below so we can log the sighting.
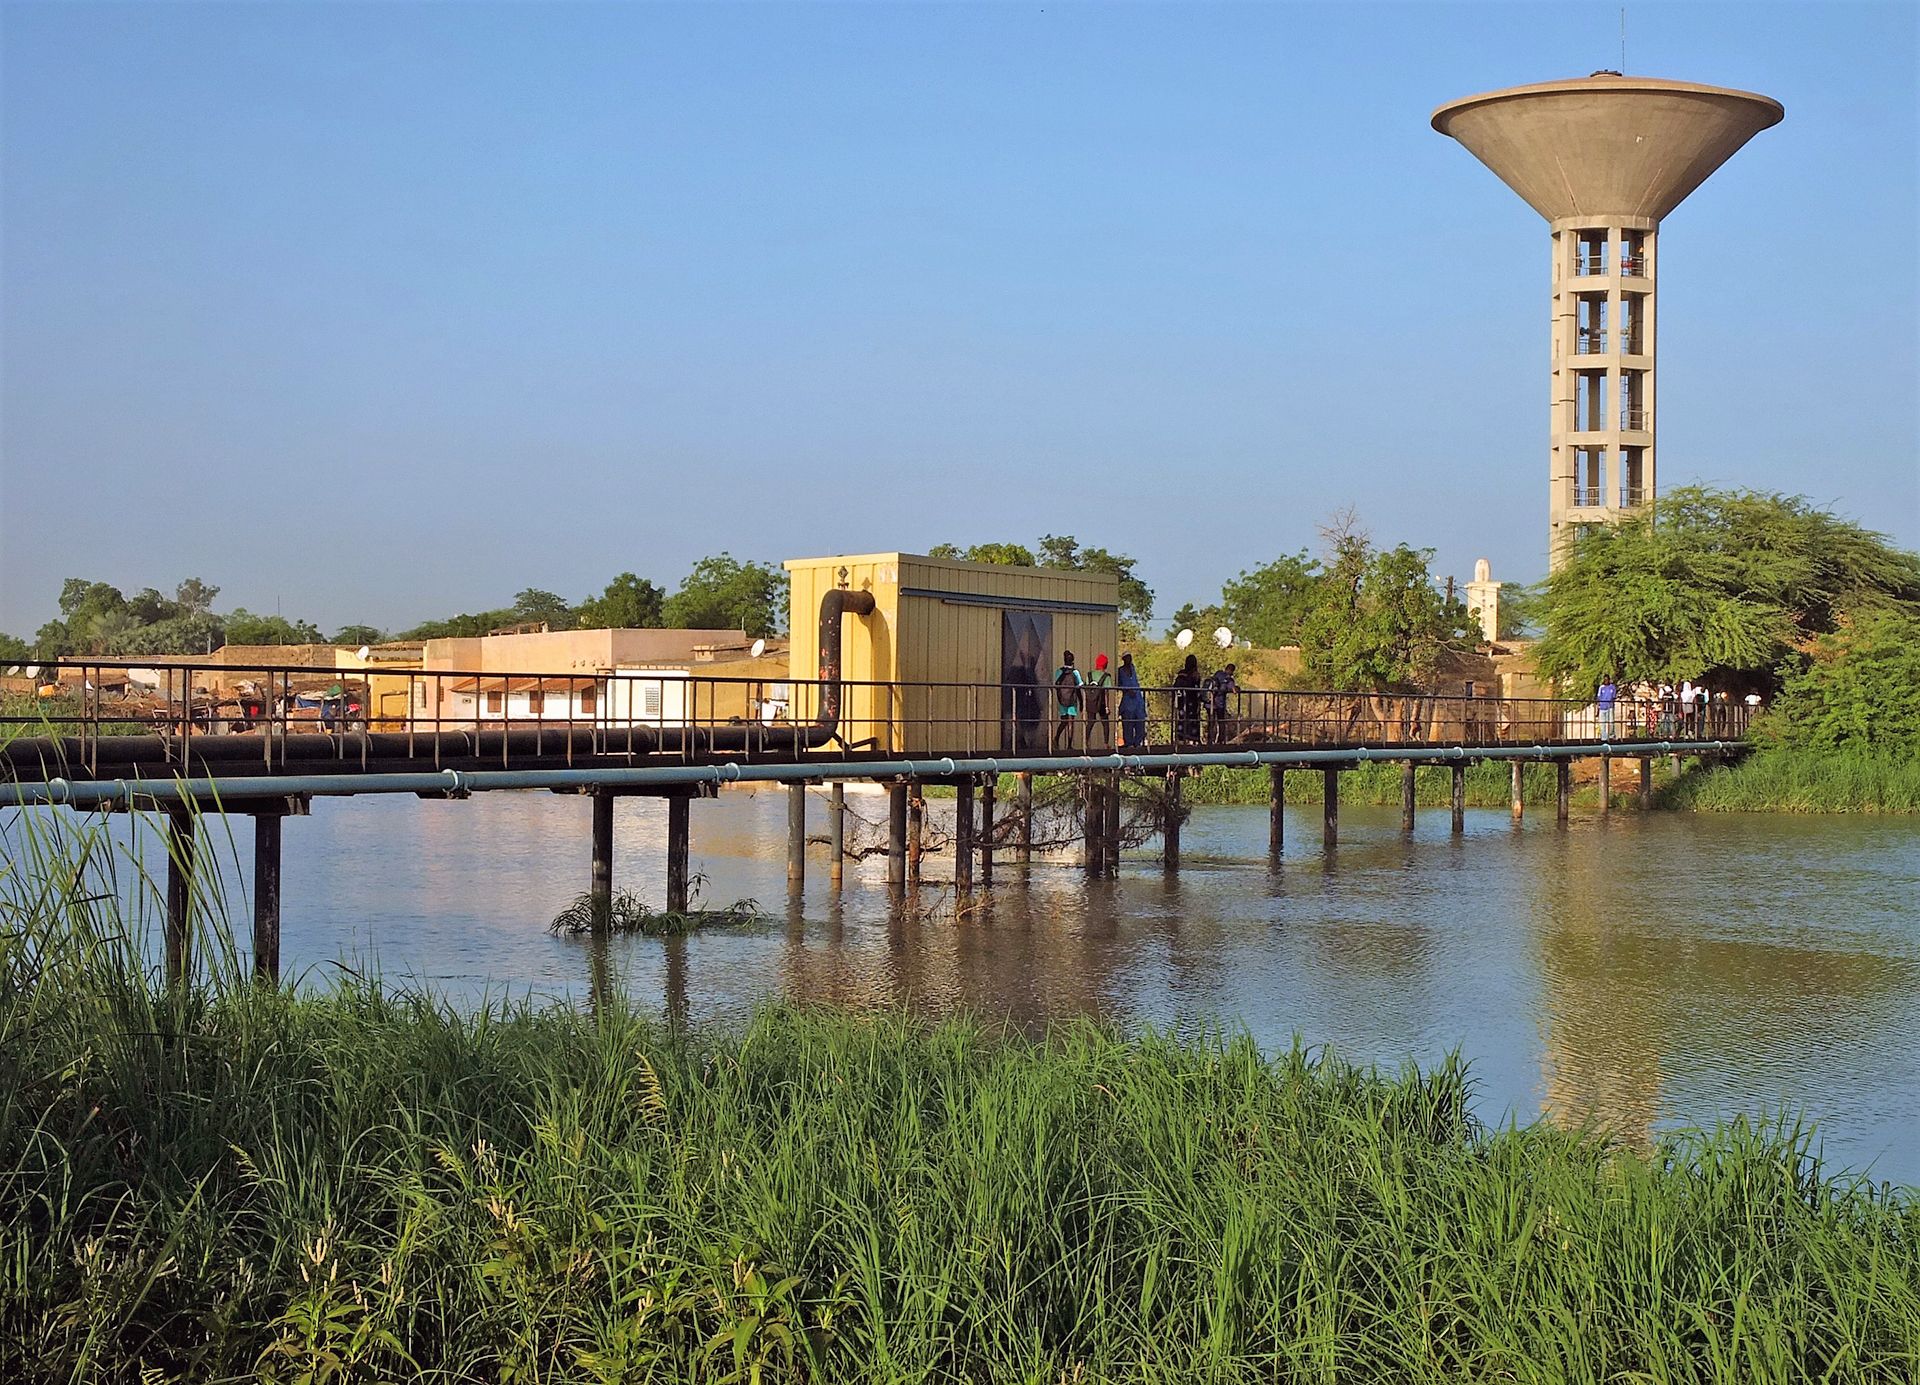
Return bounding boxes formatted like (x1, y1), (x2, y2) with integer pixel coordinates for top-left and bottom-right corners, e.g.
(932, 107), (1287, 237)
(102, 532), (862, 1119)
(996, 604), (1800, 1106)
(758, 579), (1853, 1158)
(1597, 675), (1618, 741)
(1052, 651), (1084, 752)
(1085, 654), (1115, 749)
(1117, 653), (1147, 750)
(1172, 654), (1203, 744)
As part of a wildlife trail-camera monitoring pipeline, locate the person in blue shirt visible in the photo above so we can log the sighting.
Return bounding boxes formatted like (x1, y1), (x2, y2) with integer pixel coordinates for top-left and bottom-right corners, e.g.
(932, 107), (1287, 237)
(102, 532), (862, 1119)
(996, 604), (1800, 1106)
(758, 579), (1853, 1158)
(1117, 652), (1147, 750)
(1597, 675), (1618, 740)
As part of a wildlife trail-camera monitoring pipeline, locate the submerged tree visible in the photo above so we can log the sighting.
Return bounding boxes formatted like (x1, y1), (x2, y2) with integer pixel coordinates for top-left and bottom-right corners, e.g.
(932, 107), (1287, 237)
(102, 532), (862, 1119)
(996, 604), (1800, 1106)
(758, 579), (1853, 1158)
(1531, 487), (1920, 697)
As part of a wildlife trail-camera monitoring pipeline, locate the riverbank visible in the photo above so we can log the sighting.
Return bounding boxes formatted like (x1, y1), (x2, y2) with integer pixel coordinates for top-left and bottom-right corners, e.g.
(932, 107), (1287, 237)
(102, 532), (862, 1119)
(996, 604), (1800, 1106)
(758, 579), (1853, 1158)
(3, 898), (1915, 1381)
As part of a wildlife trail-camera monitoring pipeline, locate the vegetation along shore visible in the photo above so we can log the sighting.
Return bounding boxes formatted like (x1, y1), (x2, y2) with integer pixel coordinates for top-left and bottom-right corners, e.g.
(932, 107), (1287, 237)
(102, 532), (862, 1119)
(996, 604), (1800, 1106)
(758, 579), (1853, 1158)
(1, 834), (1915, 1383)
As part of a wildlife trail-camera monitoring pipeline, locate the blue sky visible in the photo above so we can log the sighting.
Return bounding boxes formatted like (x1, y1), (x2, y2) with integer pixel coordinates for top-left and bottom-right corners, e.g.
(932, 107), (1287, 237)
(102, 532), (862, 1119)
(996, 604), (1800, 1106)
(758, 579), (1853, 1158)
(2, 1), (1914, 637)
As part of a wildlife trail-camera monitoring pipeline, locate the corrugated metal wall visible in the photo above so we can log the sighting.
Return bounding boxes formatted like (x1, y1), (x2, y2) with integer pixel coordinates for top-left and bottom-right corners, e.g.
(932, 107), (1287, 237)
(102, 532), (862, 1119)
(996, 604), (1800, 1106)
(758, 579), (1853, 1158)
(787, 552), (1119, 754)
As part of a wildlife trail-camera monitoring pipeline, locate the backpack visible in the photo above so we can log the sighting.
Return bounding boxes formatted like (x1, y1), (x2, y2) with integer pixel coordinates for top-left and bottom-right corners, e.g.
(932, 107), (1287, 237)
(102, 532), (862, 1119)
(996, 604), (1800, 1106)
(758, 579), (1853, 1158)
(1087, 669), (1112, 716)
(1054, 666), (1082, 714)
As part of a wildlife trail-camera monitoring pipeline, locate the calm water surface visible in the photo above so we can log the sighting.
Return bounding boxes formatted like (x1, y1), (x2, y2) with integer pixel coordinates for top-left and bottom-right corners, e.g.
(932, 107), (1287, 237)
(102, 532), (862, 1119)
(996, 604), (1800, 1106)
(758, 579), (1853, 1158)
(60, 788), (1920, 1184)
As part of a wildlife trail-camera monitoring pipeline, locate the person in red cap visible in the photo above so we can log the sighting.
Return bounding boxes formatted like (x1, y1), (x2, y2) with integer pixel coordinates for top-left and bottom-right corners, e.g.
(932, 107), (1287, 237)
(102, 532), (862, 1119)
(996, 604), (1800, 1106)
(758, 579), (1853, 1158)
(1086, 653), (1115, 749)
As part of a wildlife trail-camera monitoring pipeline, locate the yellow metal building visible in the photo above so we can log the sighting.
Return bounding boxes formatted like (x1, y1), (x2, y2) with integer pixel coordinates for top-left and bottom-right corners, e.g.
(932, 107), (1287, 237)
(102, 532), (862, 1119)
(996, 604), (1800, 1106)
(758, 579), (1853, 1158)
(784, 552), (1120, 754)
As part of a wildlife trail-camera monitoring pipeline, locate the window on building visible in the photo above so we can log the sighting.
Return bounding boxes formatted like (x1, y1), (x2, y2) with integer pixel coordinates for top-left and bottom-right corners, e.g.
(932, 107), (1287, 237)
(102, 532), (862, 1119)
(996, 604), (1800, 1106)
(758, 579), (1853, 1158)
(485, 690), (503, 714)
(644, 684), (663, 719)
(527, 689), (545, 714)
(578, 684), (597, 715)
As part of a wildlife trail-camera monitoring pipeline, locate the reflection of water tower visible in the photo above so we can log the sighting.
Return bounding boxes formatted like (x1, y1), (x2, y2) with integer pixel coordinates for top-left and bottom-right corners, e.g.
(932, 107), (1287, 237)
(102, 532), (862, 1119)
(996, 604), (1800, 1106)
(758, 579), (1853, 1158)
(1432, 75), (1783, 565)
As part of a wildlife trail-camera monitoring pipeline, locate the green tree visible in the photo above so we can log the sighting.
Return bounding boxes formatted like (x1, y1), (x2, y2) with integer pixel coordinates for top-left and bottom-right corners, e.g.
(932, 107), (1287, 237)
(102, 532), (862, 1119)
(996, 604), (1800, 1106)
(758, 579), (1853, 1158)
(173, 578), (220, 615)
(1764, 610), (1920, 752)
(1036, 535), (1154, 629)
(1531, 488), (1920, 697)
(574, 573), (666, 630)
(1300, 530), (1469, 691)
(396, 609), (519, 641)
(663, 554), (788, 637)
(511, 588), (575, 630)
(126, 587), (183, 626)
(0, 631), (30, 662)
(1164, 602), (1226, 641)
(928, 541), (1039, 567)
(1220, 550), (1321, 648)
(333, 624), (387, 648)
(224, 610), (325, 646)
(113, 613), (225, 655)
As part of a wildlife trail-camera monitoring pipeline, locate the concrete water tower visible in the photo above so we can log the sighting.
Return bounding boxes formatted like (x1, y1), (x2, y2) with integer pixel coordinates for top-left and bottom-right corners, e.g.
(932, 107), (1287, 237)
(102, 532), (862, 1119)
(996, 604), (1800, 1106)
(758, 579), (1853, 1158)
(1432, 74), (1783, 565)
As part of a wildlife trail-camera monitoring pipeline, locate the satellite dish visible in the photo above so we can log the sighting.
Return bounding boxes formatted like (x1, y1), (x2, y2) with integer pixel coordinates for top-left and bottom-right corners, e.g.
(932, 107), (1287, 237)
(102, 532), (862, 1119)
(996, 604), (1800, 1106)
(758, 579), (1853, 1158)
(4, 667), (17, 677)
(25, 665), (40, 678)
(1174, 629), (1194, 649)
(749, 638), (767, 658)
(1213, 626), (1234, 649)
(355, 645), (372, 661)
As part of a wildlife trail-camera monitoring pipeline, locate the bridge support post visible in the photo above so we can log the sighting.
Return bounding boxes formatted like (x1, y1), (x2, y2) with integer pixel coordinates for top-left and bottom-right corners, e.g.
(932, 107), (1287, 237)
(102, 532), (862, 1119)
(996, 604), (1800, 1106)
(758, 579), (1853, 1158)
(1450, 764), (1466, 834)
(589, 790), (615, 928)
(979, 777), (995, 885)
(1083, 776), (1102, 876)
(666, 796), (690, 914)
(1269, 767), (1285, 858)
(1016, 772), (1033, 865)
(165, 804), (195, 987)
(828, 783), (845, 885)
(252, 810), (282, 983)
(907, 781), (924, 884)
(886, 782), (907, 887)
(1162, 771), (1182, 870)
(1322, 767), (1339, 849)
(787, 785), (806, 886)
(1401, 763), (1417, 832)
(1511, 761), (1525, 821)
(1599, 756), (1612, 816)
(1104, 773), (1123, 876)
(1555, 761), (1571, 824)
(1639, 756), (1654, 810)
(954, 778), (975, 892)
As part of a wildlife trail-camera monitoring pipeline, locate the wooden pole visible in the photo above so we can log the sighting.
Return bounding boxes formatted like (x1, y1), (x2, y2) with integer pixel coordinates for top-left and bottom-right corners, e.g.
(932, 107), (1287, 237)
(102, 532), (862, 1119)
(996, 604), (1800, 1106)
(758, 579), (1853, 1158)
(1401, 762), (1417, 832)
(1269, 766), (1285, 857)
(1450, 763), (1466, 834)
(165, 804), (195, 986)
(590, 790), (614, 928)
(1016, 772), (1033, 865)
(1556, 760), (1572, 824)
(979, 777), (995, 885)
(828, 782), (845, 885)
(886, 782), (907, 886)
(1511, 761), (1525, 821)
(252, 810), (282, 984)
(1322, 767), (1339, 849)
(666, 795), (690, 913)
(787, 784), (806, 885)
(1162, 771), (1182, 870)
(954, 778), (974, 892)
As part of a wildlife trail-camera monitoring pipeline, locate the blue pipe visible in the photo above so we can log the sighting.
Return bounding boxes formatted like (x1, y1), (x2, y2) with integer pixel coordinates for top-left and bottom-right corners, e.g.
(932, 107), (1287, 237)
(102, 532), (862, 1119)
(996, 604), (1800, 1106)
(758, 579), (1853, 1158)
(2, 741), (1744, 811)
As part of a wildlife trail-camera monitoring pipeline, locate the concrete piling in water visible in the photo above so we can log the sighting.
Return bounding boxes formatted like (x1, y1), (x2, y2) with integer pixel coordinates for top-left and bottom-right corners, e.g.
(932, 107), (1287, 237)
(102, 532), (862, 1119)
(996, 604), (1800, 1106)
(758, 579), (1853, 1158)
(1163, 771), (1182, 870)
(979, 777), (995, 885)
(1103, 773), (1123, 876)
(1556, 761), (1572, 824)
(666, 796), (691, 913)
(1599, 755), (1612, 816)
(1511, 761), (1525, 821)
(165, 804), (195, 986)
(1269, 766), (1285, 858)
(907, 781), (924, 884)
(1639, 756), (1654, 810)
(1451, 763), (1466, 834)
(828, 782), (844, 884)
(1401, 762), (1417, 832)
(590, 790), (614, 927)
(1083, 776), (1102, 876)
(251, 810), (283, 983)
(1016, 772), (1033, 865)
(1323, 767), (1340, 849)
(954, 778), (975, 892)
(787, 784), (806, 886)
(886, 782), (908, 887)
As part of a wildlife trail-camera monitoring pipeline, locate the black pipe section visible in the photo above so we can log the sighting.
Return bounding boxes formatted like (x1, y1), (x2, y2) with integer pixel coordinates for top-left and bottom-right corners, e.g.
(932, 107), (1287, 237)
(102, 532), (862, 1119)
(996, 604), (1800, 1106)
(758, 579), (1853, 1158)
(815, 586), (876, 743)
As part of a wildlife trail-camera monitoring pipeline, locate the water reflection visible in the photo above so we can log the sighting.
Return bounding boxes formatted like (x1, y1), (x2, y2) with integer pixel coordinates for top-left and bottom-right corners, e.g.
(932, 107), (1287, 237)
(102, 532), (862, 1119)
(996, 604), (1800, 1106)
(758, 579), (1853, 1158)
(35, 786), (1920, 1184)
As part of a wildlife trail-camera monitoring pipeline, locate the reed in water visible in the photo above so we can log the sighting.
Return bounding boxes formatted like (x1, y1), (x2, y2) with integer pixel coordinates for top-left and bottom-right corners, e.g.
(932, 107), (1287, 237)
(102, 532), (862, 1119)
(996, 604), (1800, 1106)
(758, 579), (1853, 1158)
(2, 809), (1916, 1382)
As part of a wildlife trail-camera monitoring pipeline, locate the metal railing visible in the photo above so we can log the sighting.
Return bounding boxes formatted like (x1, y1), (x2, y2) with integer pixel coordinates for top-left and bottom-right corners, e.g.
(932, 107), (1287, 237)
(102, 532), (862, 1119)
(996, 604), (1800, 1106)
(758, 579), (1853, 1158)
(1618, 485), (1648, 507)
(1576, 332), (1608, 355)
(1620, 407), (1651, 431)
(1570, 485), (1605, 508)
(1620, 255), (1647, 277)
(2, 660), (1756, 781)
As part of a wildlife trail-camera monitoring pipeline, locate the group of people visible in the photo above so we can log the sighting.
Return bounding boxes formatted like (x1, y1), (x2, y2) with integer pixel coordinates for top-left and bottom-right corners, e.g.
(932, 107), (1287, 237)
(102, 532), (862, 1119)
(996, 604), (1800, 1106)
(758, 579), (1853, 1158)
(1045, 651), (1240, 752)
(1595, 676), (1761, 740)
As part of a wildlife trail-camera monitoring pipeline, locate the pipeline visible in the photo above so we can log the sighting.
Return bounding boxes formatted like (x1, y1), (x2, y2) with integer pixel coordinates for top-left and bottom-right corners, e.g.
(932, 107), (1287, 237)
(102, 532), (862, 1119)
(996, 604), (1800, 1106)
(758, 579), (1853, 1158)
(1, 740), (1747, 810)
(815, 585), (877, 741)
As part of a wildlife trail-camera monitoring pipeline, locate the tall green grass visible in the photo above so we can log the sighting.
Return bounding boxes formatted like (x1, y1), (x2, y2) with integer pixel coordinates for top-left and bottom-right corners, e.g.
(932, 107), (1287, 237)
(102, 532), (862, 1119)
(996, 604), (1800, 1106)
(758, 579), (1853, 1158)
(2, 809), (1916, 1382)
(1662, 749), (1920, 813)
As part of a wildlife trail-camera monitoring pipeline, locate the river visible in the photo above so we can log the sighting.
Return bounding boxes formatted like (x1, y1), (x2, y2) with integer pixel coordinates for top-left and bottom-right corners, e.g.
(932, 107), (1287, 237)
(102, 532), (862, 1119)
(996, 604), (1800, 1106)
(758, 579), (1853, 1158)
(31, 785), (1920, 1185)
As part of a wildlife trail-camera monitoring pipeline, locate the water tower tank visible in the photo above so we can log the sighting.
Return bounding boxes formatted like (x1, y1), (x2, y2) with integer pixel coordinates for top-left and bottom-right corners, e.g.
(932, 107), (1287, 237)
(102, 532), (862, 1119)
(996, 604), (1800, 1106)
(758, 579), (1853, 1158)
(1432, 74), (1783, 565)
